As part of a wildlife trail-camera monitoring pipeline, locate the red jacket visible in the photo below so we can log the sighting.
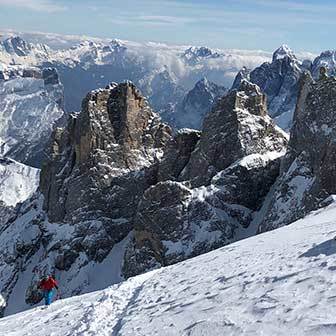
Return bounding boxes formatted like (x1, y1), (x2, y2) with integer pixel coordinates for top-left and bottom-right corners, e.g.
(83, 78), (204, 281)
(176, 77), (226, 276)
(39, 277), (58, 291)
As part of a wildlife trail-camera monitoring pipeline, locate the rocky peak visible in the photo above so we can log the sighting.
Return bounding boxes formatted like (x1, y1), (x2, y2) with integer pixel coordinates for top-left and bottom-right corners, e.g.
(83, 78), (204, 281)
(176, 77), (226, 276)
(109, 39), (127, 53)
(179, 80), (288, 186)
(41, 81), (173, 223)
(235, 80), (267, 116)
(2, 36), (31, 56)
(232, 46), (304, 130)
(272, 44), (296, 62)
(182, 46), (221, 64)
(1, 36), (49, 58)
(193, 77), (225, 96)
(195, 76), (210, 88)
(311, 50), (336, 78)
(231, 66), (250, 90)
(123, 81), (288, 277)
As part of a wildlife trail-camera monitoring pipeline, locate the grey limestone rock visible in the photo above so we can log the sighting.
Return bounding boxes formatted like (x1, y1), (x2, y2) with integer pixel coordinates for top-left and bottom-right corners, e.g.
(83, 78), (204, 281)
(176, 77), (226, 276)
(123, 80), (288, 277)
(180, 80), (287, 187)
(259, 72), (336, 232)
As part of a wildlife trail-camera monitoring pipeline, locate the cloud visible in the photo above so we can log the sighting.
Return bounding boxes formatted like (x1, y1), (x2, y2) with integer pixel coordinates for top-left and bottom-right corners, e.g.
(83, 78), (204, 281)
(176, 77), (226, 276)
(0, 0), (67, 13)
(108, 14), (195, 27)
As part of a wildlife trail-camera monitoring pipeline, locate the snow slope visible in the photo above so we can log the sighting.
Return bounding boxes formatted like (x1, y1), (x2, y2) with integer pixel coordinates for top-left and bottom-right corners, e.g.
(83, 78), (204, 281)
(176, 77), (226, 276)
(0, 157), (39, 207)
(0, 66), (64, 166)
(2, 202), (336, 335)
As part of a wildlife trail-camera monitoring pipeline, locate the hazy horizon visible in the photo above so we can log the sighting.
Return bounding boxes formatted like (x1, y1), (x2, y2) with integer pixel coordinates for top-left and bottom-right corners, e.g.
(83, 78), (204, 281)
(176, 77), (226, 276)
(0, 0), (335, 53)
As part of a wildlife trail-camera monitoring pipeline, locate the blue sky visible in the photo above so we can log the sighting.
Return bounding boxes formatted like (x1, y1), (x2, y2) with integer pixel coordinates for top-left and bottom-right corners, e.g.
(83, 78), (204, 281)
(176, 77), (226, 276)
(0, 0), (335, 52)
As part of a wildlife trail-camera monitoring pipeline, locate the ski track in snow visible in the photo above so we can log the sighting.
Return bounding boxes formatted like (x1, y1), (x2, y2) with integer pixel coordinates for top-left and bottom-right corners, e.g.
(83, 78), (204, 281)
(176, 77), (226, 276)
(2, 204), (336, 335)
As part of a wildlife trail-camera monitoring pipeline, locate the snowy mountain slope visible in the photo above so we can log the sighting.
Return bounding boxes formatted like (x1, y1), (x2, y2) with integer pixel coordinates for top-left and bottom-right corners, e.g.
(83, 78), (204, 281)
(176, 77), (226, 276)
(1, 202), (336, 335)
(0, 193), (133, 318)
(166, 77), (227, 130)
(0, 36), (50, 66)
(0, 65), (64, 166)
(0, 157), (39, 207)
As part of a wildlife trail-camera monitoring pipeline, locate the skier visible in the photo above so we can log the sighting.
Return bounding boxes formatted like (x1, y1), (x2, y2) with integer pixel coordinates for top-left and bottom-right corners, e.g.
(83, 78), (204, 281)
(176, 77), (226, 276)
(38, 275), (59, 306)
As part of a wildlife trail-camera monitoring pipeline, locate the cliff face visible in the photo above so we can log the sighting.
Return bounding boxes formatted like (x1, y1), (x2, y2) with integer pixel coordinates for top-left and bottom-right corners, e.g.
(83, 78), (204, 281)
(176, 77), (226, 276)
(40, 82), (172, 231)
(259, 73), (336, 232)
(123, 80), (288, 277)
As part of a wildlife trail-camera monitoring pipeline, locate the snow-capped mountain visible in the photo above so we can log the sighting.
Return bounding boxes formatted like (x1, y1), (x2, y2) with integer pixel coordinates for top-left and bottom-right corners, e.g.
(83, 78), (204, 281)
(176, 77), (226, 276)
(164, 77), (227, 130)
(0, 36), (50, 65)
(0, 157), (39, 207)
(232, 45), (308, 131)
(0, 34), (271, 131)
(1, 201), (336, 335)
(0, 34), (322, 135)
(310, 50), (336, 82)
(0, 64), (64, 167)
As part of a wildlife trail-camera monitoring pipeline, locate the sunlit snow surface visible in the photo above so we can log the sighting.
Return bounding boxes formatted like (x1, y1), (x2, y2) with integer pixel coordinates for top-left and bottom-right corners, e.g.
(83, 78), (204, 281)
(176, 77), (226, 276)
(1, 202), (336, 335)
(0, 158), (39, 206)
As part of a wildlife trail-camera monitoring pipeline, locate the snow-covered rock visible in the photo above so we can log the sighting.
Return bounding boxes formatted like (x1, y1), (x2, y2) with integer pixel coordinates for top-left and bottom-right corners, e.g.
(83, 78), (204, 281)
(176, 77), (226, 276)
(0, 157), (39, 207)
(0, 36), (50, 65)
(181, 80), (288, 187)
(40, 82), (172, 225)
(0, 65), (64, 166)
(182, 46), (222, 65)
(0, 80), (288, 315)
(232, 45), (306, 131)
(272, 44), (296, 61)
(123, 80), (288, 276)
(2, 202), (336, 334)
(259, 72), (336, 232)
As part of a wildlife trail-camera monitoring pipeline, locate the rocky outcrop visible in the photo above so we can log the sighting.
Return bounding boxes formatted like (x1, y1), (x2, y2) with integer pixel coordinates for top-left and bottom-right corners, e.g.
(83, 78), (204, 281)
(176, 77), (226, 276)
(0, 79), (290, 314)
(123, 80), (288, 277)
(180, 80), (287, 187)
(259, 72), (336, 232)
(41, 82), (172, 227)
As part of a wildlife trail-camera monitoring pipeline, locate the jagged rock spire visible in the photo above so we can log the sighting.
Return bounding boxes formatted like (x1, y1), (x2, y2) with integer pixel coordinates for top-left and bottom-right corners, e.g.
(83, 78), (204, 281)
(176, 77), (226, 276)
(41, 82), (173, 223)
(180, 80), (288, 186)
